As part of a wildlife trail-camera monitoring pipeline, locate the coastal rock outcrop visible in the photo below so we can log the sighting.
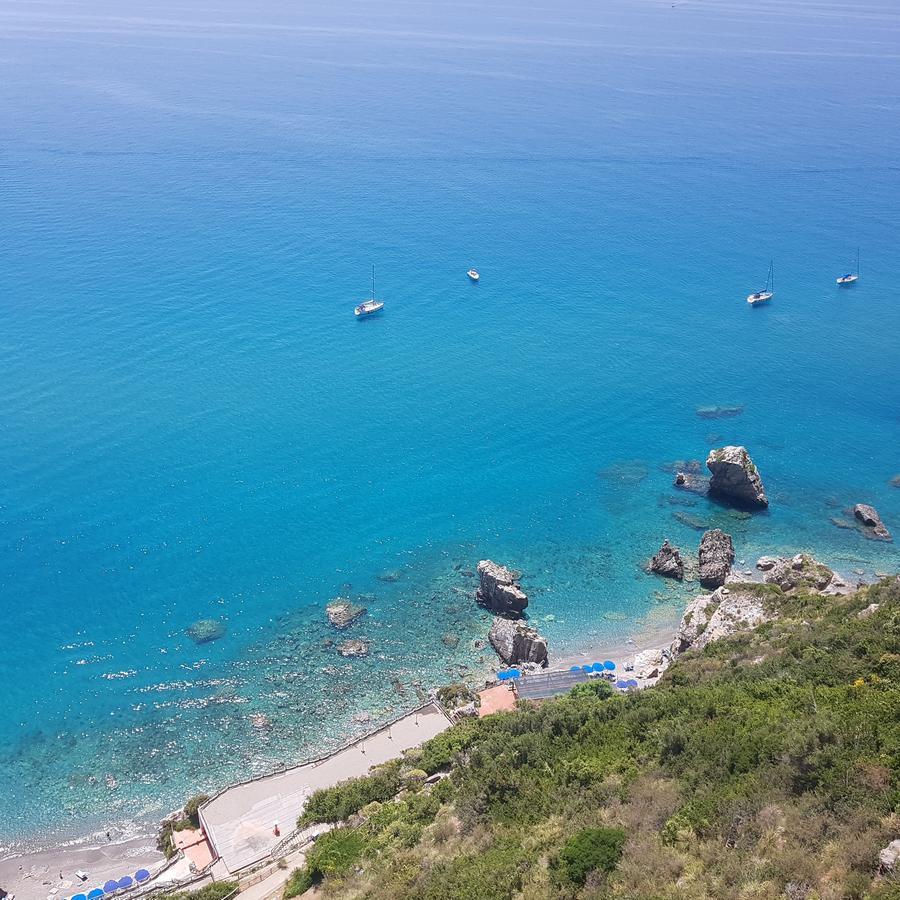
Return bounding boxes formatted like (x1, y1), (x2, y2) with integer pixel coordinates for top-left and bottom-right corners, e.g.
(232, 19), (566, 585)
(673, 510), (710, 531)
(186, 618), (226, 644)
(488, 617), (548, 667)
(671, 585), (775, 658)
(879, 839), (900, 874)
(706, 446), (768, 508)
(671, 592), (719, 655)
(337, 639), (370, 658)
(853, 504), (892, 541)
(326, 598), (367, 628)
(649, 540), (684, 580)
(476, 560), (528, 617)
(673, 471), (709, 496)
(762, 553), (835, 593)
(632, 646), (670, 681)
(696, 404), (744, 420)
(698, 529), (734, 588)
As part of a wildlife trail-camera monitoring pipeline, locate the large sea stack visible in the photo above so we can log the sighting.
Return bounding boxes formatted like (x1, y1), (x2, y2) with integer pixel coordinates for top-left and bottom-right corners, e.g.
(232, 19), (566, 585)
(488, 617), (548, 667)
(706, 446), (768, 508)
(698, 529), (734, 588)
(475, 560), (528, 617)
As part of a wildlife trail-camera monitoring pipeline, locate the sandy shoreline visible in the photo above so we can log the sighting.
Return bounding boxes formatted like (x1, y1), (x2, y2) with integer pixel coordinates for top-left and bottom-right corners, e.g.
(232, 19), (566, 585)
(554, 617), (680, 670)
(0, 837), (164, 900)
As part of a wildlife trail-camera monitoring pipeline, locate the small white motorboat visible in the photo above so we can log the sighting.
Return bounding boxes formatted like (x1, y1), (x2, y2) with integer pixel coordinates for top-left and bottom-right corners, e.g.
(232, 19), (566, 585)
(467, 269), (480, 282)
(836, 248), (860, 286)
(355, 266), (384, 317)
(747, 259), (774, 305)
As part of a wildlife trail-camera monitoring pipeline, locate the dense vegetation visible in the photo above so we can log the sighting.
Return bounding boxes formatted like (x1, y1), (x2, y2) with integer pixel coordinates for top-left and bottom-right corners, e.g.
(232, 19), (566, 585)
(285, 578), (900, 899)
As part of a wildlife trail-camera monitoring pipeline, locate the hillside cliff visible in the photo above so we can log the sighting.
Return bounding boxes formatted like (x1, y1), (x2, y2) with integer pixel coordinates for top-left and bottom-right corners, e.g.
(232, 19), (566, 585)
(285, 577), (900, 900)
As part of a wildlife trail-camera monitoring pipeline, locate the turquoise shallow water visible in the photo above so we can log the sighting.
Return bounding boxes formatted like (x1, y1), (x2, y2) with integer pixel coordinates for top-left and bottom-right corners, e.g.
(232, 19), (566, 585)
(2, 0), (900, 850)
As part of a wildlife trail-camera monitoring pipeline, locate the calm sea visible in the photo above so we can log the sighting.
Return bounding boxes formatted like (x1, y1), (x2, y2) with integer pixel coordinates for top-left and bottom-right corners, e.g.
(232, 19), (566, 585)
(2, 0), (899, 849)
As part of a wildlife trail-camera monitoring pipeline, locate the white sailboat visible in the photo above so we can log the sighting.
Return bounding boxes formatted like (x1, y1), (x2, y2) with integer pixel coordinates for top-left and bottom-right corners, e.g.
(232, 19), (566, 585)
(836, 248), (860, 286)
(354, 266), (384, 317)
(467, 269), (480, 282)
(747, 260), (774, 305)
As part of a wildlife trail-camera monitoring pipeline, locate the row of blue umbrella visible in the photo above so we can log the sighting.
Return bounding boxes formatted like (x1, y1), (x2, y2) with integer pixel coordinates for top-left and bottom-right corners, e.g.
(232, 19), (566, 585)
(569, 660), (616, 674)
(497, 661), (625, 683)
(566, 661), (638, 689)
(496, 668), (522, 681)
(70, 870), (151, 900)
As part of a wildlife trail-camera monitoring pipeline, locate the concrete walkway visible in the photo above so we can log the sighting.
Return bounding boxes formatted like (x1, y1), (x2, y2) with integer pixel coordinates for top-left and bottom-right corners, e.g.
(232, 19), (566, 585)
(237, 846), (308, 900)
(200, 703), (451, 873)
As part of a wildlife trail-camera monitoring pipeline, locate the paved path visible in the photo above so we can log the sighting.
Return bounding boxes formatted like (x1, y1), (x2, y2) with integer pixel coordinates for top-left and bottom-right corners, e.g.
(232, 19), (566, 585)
(237, 846), (309, 900)
(200, 703), (451, 873)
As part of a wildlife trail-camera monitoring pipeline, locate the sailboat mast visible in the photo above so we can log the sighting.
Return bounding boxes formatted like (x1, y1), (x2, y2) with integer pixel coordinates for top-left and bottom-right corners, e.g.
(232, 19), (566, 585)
(856, 247), (860, 276)
(371, 264), (376, 301)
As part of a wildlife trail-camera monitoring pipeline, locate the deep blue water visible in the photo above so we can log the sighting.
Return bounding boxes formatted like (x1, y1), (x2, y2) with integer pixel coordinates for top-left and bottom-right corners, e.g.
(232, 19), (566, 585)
(2, 0), (899, 850)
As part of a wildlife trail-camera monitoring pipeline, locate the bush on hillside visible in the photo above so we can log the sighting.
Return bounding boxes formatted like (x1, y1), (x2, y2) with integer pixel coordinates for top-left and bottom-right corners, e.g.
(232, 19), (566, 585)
(165, 880), (237, 900)
(297, 764), (401, 827)
(282, 867), (313, 899)
(304, 828), (367, 880)
(552, 826), (625, 886)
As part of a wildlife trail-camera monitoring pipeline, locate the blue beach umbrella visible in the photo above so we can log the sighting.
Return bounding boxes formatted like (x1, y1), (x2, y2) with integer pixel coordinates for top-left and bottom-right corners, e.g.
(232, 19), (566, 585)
(87, 889), (104, 899)
(626, 679), (639, 688)
(117, 877), (133, 890)
(615, 680), (628, 689)
(497, 671), (508, 681)
(569, 665), (581, 672)
(103, 882), (119, 894)
(506, 669), (522, 679)
(603, 660), (616, 671)
(134, 872), (150, 884)
(591, 662), (604, 673)
(581, 665), (592, 673)
(72, 893), (88, 900)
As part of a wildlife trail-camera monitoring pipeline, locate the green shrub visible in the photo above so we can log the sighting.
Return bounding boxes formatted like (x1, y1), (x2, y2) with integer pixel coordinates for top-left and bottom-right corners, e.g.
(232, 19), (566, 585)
(282, 867), (313, 899)
(418, 716), (483, 773)
(183, 794), (209, 827)
(568, 679), (614, 700)
(437, 683), (476, 709)
(305, 828), (367, 879)
(298, 766), (401, 826)
(418, 840), (528, 900)
(165, 881), (237, 900)
(552, 826), (625, 886)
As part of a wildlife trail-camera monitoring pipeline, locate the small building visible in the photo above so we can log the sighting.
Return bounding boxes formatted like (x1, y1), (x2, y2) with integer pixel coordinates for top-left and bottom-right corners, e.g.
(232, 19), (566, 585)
(477, 683), (517, 717)
(172, 827), (216, 873)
